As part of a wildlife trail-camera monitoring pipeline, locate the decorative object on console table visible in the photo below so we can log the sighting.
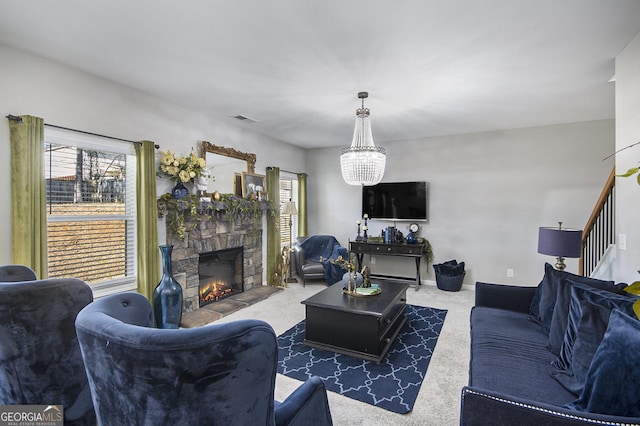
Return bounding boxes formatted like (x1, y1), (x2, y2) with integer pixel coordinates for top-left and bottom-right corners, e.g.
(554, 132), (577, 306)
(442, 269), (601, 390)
(355, 220), (363, 241)
(153, 245), (183, 329)
(406, 232), (417, 244)
(363, 214), (369, 241)
(537, 221), (582, 270)
(383, 226), (394, 244)
(282, 199), (298, 283)
(406, 223), (419, 244)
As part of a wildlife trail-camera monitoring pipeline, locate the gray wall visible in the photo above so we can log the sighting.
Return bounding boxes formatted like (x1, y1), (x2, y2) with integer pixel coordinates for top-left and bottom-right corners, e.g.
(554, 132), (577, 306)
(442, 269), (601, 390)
(306, 120), (615, 286)
(614, 31), (640, 283)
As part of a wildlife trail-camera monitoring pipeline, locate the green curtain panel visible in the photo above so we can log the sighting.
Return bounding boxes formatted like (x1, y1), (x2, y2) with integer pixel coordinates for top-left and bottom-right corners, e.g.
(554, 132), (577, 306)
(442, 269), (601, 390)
(297, 173), (308, 237)
(135, 141), (160, 301)
(266, 167), (280, 286)
(9, 115), (47, 278)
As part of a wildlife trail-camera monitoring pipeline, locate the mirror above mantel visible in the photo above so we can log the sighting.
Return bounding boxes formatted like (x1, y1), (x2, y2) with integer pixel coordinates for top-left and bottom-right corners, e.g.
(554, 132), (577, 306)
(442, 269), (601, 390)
(201, 141), (257, 195)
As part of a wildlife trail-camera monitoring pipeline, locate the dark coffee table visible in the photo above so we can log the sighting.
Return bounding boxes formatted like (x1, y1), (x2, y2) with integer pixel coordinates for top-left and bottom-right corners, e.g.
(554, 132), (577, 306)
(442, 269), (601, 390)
(301, 280), (409, 363)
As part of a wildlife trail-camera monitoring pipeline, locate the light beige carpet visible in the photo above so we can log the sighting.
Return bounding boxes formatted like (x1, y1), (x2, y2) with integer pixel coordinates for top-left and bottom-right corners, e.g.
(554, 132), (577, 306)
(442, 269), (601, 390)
(213, 281), (475, 426)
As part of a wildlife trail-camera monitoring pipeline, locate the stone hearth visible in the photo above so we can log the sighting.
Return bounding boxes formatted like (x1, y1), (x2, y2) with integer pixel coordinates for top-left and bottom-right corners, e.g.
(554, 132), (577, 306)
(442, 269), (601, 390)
(180, 286), (282, 328)
(166, 210), (264, 317)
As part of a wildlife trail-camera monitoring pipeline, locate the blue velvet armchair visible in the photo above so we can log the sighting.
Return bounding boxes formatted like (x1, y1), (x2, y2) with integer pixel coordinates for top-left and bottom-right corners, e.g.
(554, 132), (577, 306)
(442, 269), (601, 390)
(0, 264), (37, 281)
(75, 292), (333, 426)
(0, 267), (96, 426)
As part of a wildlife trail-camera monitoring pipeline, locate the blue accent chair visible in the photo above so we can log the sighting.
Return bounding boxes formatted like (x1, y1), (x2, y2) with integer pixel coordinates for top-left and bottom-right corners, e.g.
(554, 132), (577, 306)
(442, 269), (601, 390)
(0, 266), (96, 425)
(75, 292), (333, 426)
(0, 264), (37, 281)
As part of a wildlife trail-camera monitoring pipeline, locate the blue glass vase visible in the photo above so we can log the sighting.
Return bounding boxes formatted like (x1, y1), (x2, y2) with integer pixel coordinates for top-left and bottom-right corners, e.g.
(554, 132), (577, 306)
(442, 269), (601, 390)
(171, 181), (189, 199)
(406, 231), (418, 244)
(153, 245), (183, 329)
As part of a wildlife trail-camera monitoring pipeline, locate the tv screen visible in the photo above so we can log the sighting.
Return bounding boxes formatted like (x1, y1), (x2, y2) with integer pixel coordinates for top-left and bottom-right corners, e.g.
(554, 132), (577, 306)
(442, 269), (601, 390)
(362, 181), (428, 221)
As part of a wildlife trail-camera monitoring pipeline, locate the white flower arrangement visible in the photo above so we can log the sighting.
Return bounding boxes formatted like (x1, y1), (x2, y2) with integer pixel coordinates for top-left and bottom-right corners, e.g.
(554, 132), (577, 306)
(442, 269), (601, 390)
(158, 149), (206, 183)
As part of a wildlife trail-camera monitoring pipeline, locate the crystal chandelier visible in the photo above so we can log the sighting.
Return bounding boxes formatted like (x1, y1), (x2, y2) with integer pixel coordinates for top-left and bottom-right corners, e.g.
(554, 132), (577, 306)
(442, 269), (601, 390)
(340, 92), (386, 186)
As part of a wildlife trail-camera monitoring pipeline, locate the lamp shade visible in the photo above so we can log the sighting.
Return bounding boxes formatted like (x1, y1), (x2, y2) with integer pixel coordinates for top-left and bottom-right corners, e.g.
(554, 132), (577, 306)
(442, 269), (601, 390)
(537, 227), (582, 258)
(282, 200), (298, 216)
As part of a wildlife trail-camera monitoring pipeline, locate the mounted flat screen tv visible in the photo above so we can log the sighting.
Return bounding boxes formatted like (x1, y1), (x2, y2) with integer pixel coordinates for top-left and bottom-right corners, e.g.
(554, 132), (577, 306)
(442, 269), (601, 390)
(362, 181), (428, 221)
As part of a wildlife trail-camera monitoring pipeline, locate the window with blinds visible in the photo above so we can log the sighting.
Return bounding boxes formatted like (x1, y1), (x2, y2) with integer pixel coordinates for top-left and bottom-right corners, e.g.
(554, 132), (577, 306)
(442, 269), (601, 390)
(44, 129), (137, 293)
(279, 178), (296, 246)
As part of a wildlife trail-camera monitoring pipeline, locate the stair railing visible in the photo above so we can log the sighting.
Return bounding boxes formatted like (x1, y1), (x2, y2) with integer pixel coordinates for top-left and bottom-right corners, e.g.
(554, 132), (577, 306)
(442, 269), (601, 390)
(580, 168), (616, 276)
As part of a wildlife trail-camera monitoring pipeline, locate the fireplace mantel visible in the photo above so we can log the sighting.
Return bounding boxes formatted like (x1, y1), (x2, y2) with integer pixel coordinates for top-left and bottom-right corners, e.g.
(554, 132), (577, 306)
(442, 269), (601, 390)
(157, 193), (272, 242)
(165, 202), (265, 313)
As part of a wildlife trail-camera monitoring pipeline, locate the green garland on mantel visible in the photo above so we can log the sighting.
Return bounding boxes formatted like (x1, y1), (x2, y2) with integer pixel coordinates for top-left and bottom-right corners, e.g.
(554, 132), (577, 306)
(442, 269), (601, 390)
(157, 193), (275, 241)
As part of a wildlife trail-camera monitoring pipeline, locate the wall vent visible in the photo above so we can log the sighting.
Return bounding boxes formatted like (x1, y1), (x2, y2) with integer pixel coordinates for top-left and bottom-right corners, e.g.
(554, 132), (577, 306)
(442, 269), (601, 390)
(233, 115), (257, 123)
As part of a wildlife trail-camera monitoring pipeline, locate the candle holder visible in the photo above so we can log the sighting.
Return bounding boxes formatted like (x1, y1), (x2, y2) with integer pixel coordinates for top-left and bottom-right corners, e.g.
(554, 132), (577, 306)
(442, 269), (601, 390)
(356, 222), (363, 241)
(363, 216), (369, 241)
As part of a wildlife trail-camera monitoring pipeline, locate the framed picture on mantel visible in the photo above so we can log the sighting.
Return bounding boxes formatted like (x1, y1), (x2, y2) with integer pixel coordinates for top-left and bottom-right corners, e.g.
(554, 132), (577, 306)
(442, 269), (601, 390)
(241, 172), (267, 200)
(233, 173), (243, 197)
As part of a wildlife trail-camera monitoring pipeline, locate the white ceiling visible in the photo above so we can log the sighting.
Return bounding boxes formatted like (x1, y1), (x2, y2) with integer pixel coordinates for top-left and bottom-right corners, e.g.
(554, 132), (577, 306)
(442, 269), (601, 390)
(1, 0), (640, 149)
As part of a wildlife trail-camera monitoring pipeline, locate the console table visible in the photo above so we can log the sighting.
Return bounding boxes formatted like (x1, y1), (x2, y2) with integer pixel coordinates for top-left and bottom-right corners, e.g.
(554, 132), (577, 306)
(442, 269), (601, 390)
(350, 241), (425, 291)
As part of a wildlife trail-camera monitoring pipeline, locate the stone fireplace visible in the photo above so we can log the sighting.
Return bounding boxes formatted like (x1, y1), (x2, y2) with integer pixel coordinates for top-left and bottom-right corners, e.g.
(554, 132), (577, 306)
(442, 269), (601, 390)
(166, 211), (263, 314)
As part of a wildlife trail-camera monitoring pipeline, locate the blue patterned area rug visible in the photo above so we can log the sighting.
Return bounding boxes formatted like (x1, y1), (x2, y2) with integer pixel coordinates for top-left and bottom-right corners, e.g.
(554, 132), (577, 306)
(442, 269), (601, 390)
(277, 304), (447, 414)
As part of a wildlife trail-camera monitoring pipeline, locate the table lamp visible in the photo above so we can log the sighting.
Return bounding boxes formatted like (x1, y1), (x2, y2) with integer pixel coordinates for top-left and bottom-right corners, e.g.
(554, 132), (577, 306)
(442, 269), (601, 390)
(283, 199), (298, 283)
(537, 222), (582, 270)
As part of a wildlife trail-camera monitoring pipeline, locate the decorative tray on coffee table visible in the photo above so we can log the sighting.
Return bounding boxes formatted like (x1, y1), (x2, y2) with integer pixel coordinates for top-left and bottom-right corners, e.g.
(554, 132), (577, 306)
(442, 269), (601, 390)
(343, 285), (381, 297)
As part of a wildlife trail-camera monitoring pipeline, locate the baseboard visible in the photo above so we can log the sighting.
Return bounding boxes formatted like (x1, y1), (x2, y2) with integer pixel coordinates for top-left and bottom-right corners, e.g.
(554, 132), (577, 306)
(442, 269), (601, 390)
(421, 279), (474, 290)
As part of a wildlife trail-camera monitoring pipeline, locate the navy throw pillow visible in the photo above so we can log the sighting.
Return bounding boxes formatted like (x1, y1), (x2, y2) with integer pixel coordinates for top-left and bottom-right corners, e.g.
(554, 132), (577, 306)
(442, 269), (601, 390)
(547, 277), (624, 355)
(566, 309), (640, 417)
(570, 301), (612, 389)
(554, 283), (637, 372)
(537, 263), (615, 336)
(550, 300), (612, 395)
(529, 263), (560, 319)
(529, 279), (544, 318)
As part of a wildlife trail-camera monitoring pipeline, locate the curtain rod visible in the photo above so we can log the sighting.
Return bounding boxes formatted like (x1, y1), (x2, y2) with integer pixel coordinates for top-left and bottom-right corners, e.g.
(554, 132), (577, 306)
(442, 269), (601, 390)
(6, 115), (159, 149)
(268, 166), (304, 175)
(281, 169), (301, 175)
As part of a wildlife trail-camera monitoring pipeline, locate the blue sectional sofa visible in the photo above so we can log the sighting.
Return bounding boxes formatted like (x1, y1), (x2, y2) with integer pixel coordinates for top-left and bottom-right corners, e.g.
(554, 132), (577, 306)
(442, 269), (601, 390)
(461, 264), (640, 425)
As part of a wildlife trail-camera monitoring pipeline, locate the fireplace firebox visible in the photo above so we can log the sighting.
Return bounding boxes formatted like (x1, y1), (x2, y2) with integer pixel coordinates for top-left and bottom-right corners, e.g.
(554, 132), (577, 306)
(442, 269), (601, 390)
(198, 247), (244, 307)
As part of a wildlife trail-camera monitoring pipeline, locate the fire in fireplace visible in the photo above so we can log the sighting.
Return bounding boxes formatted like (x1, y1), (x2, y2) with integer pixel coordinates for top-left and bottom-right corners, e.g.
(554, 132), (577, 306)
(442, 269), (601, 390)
(198, 247), (244, 307)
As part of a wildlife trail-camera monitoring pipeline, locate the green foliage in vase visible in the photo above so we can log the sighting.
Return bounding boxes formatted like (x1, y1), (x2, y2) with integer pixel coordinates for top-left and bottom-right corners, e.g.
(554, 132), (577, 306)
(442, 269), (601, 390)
(618, 166), (640, 186)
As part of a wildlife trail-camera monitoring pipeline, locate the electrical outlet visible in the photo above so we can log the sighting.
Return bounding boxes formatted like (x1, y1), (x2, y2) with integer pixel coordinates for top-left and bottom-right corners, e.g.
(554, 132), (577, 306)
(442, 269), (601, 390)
(619, 234), (627, 251)
(507, 269), (514, 277)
